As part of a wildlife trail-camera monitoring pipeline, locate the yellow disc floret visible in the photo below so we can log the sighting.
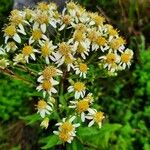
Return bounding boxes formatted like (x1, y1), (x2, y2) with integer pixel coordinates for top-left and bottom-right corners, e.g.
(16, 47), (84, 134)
(96, 37), (107, 46)
(42, 80), (52, 91)
(73, 31), (85, 42)
(94, 112), (104, 123)
(4, 25), (16, 37)
(22, 45), (33, 56)
(106, 53), (117, 64)
(77, 100), (89, 113)
(59, 132), (71, 142)
(32, 29), (42, 40)
(60, 122), (74, 133)
(37, 100), (47, 109)
(59, 42), (71, 56)
(43, 66), (57, 79)
(74, 82), (85, 92)
(79, 63), (88, 73)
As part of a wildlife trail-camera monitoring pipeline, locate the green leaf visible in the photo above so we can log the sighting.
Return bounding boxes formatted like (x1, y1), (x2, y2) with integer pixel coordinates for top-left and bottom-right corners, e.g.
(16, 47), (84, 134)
(66, 139), (84, 150)
(40, 135), (62, 149)
(77, 123), (122, 149)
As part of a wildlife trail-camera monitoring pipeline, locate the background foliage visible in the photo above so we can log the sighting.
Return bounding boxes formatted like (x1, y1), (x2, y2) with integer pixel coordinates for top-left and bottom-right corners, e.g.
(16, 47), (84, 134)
(0, 0), (150, 149)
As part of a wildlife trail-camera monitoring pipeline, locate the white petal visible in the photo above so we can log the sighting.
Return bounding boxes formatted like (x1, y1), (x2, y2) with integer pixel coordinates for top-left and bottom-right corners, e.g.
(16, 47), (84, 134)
(13, 34), (21, 43)
(41, 24), (46, 33)
(88, 120), (95, 127)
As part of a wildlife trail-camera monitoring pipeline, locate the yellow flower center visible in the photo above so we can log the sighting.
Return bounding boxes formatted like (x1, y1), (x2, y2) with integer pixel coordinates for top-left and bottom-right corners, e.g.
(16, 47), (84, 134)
(94, 112), (104, 123)
(41, 42), (52, 57)
(121, 53), (132, 63)
(10, 10), (23, 26)
(42, 80), (52, 91)
(75, 23), (86, 33)
(60, 121), (74, 133)
(43, 66), (57, 79)
(4, 25), (16, 37)
(79, 63), (88, 73)
(77, 100), (89, 113)
(74, 82), (85, 92)
(88, 31), (98, 43)
(64, 55), (74, 64)
(77, 44), (86, 53)
(59, 42), (71, 56)
(74, 31), (84, 42)
(32, 29), (42, 40)
(110, 37), (126, 50)
(106, 53), (116, 64)
(37, 2), (49, 11)
(37, 100), (47, 109)
(96, 37), (107, 46)
(67, 2), (77, 10)
(35, 14), (49, 24)
(22, 45), (33, 56)
(59, 131), (71, 142)
(62, 15), (71, 25)
(90, 13), (105, 26)
(107, 25), (118, 36)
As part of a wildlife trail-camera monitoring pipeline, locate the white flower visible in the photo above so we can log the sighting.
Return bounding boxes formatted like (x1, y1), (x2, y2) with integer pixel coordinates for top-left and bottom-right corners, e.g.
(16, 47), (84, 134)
(3, 25), (22, 44)
(37, 66), (62, 83)
(22, 45), (39, 63)
(37, 100), (53, 118)
(68, 81), (86, 99)
(39, 40), (57, 64)
(36, 78), (59, 97)
(53, 116), (80, 143)
(75, 62), (88, 78)
(119, 49), (134, 69)
(86, 108), (105, 128)
(69, 95), (93, 122)
(29, 28), (48, 45)
(99, 52), (120, 72)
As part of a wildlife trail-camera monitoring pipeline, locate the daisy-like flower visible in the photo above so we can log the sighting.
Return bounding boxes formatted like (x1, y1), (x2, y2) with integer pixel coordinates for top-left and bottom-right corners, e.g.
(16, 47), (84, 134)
(40, 117), (49, 129)
(119, 48), (134, 69)
(9, 9), (29, 27)
(53, 42), (73, 66)
(53, 116), (80, 143)
(69, 96), (92, 122)
(13, 53), (26, 65)
(3, 25), (21, 44)
(68, 81), (86, 99)
(29, 28), (48, 45)
(5, 41), (18, 52)
(88, 12), (105, 27)
(87, 28), (108, 51)
(76, 43), (90, 59)
(109, 37), (126, 52)
(0, 58), (9, 69)
(39, 40), (57, 64)
(63, 54), (75, 71)
(99, 52), (120, 72)
(75, 62), (88, 78)
(37, 66), (62, 83)
(33, 11), (57, 33)
(36, 78), (59, 97)
(36, 99), (53, 118)
(22, 44), (39, 63)
(59, 14), (73, 31)
(86, 108), (105, 128)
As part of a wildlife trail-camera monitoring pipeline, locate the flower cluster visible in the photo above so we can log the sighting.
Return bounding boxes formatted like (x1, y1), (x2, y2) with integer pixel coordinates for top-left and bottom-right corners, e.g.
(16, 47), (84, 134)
(0, 1), (133, 143)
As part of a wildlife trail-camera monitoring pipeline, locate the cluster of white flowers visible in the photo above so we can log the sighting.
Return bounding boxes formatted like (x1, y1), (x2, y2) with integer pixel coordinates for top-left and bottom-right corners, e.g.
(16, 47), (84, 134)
(0, 1), (133, 143)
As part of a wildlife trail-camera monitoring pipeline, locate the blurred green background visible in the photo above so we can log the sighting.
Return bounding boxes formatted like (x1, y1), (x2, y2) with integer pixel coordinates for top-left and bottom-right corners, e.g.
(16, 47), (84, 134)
(0, 0), (150, 149)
